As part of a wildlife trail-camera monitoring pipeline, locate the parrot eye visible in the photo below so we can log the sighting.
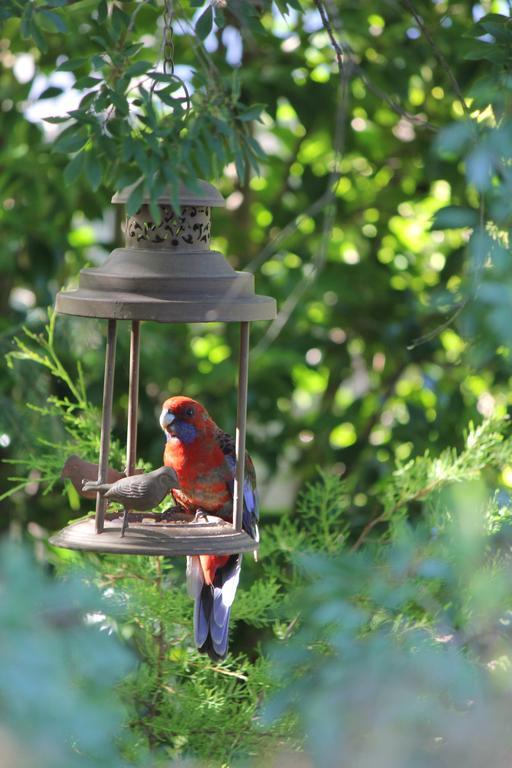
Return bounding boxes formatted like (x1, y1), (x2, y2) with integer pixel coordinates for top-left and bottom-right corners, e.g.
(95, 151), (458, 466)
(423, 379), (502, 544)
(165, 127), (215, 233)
(185, 407), (194, 417)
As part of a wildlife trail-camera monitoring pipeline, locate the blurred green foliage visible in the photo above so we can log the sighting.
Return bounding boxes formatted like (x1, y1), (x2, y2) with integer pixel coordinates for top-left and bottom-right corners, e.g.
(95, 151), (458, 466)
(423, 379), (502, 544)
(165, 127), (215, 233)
(266, 477), (512, 768)
(0, 540), (133, 768)
(3, 0), (512, 535)
(2, 0), (512, 765)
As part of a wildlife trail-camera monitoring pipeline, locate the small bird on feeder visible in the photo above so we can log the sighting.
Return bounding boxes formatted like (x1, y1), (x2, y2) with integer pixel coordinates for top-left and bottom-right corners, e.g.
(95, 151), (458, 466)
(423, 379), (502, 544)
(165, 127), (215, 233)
(82, 466), (179, 537)
(160, 395), (259, 661)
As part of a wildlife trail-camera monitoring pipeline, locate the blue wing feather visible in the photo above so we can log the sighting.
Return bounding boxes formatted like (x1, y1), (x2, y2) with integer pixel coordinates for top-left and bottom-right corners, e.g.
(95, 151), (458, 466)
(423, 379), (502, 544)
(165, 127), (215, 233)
(190, 428), (258, 662)
(224, 452), (259, 540)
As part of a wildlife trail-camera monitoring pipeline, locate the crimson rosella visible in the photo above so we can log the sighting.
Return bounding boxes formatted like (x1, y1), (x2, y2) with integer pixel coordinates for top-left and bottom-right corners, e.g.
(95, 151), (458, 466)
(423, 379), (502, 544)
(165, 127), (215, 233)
(159, 395), (259, 660)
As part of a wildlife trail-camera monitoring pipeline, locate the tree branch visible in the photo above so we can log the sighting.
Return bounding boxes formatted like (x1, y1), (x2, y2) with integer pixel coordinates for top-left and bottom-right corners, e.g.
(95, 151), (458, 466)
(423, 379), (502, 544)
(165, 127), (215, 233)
(401, 0), (472, 120)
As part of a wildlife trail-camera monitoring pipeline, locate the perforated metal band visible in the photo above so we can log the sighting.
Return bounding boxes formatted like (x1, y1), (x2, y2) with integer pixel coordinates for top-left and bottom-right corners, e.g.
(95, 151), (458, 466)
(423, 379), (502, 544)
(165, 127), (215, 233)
(125, 205), (211, 249)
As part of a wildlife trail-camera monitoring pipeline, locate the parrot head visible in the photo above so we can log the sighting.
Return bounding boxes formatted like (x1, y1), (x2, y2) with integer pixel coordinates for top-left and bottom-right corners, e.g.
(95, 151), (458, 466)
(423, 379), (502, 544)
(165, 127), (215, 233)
(159, 396), (212, 444)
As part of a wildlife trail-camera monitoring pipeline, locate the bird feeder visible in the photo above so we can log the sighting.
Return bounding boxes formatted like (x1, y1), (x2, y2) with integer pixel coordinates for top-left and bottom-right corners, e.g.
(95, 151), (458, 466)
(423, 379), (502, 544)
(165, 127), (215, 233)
(49, 179), (276, 557)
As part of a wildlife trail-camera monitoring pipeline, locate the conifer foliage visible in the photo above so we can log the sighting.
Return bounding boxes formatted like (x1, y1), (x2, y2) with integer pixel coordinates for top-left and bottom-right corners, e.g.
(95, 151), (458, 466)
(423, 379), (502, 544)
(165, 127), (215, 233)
(4, 321), (512, 765)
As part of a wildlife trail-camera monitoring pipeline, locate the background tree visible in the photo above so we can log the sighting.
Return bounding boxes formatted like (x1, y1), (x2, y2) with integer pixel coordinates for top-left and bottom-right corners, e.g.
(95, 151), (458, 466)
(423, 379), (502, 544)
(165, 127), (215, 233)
(1, 0), (512, 765)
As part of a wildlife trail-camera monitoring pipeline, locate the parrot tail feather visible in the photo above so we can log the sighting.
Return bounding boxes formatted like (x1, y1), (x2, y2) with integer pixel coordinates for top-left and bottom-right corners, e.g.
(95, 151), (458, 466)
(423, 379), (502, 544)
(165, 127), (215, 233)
(191, 554), (242, 661)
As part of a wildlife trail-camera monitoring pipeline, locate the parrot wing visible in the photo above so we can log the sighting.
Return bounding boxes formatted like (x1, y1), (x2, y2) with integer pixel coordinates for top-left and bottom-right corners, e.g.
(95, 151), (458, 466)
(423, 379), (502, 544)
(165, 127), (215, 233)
(215, 428), (259, 542)
(186, 555), (203, 600)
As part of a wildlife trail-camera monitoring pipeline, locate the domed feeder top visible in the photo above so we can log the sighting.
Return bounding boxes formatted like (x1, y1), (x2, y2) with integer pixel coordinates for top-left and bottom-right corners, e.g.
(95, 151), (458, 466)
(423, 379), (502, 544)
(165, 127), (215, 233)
(55, 178), (276, 324)
(111, 178), (226, 208)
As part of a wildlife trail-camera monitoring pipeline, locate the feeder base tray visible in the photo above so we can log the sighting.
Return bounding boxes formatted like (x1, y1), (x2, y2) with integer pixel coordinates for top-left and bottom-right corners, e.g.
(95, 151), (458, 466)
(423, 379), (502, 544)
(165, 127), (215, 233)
(49, 514), (258, 556)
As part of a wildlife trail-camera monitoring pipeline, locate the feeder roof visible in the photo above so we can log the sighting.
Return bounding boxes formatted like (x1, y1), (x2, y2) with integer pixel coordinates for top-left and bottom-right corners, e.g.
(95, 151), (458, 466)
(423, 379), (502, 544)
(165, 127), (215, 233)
(111, 178), (225, 208)
(55, 178), (276, 323)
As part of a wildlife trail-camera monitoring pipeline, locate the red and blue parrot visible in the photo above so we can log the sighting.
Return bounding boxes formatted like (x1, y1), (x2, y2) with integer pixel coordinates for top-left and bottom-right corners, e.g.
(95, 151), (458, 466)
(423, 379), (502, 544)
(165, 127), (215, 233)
(159, 395), (259, 660)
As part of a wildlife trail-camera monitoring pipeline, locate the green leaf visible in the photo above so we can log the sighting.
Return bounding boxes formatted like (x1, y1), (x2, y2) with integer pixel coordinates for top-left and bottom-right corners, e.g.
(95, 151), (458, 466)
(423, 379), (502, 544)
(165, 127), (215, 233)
(97, 0), (107, 23)
(117, 166), (141, 188)
(196, 6), (213, 40)
(31, 20), (48, 52)
(57, 57), (87, 72)
(126, 61), (153, 78)
(480, 21), (512, 43)
(109, 90), (129, 116)
(74, 76), (102, 89)
(162, 165), (180, 214)
(63, 151), (84, 184)
(231, 71), (241, 101)
(39, 86), (64, 100)
(435, 121), (475, 158)
(234, 145), (247, 182)
(148, 195), (161, 226)
(147, 72), (182, 84)
(431, 206), (479, 230)
(52, 125), (88, 153)
(239, 103), (266, 122)
(466, 146), (494, 191)
(464, 40), (507, 64)
(246, 134), (267, 161)
(20, 4), (33, 40)
(44, 115), (69, 124)
(195, 139), (211, 178)
(110, 6), (130, 42)
(85, 151), (102, 191)
(126, 181), (144, 216)
(40, 9), (67, 33)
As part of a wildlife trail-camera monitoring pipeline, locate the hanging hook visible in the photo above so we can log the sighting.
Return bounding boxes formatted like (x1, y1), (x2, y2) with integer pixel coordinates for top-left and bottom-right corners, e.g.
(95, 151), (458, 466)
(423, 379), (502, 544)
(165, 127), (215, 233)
(149, 0), (191, 116)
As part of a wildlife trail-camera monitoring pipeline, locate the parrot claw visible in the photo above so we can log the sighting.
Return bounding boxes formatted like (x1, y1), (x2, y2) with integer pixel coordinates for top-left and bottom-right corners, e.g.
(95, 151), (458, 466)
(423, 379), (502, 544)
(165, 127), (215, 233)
(194, 509), (209, 522)
(120, 509), (129, 538)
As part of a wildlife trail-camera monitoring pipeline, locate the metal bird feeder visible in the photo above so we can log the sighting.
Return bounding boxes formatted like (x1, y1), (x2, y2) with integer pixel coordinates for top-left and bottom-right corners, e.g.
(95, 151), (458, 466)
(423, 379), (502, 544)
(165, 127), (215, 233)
(49, 180), (276, 557)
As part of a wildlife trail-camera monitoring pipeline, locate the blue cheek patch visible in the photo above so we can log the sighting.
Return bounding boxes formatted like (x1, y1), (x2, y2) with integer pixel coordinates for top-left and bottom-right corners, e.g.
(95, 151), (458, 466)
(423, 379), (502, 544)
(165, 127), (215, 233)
(175, 420), (197, 444)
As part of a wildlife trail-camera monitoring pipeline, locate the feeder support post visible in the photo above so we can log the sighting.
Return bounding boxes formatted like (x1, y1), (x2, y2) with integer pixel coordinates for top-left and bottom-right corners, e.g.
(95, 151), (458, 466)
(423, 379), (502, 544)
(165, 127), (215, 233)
(126, 320), (140, 477)
(233, 322), (250, 531)
(95, 319), (117, 533)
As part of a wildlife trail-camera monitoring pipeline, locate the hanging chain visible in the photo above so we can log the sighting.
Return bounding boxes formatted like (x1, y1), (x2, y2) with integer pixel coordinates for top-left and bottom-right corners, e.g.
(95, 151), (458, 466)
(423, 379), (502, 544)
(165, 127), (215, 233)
(162, 0), (175, 75)
(151, 0), (191, 115)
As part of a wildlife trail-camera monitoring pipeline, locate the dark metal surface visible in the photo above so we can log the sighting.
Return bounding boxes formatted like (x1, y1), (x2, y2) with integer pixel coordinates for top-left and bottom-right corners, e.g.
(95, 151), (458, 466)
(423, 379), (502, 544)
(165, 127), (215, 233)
(61, 455), (125, 500)
(233, 323), (250, 532)
(49, 516), (259, 556)
(55, 179), (276, 323)
(95, 320), (117, 533)
(111, 179), (225, 207)
(126, 321), (140, 476)
(83, 466), (179, 509)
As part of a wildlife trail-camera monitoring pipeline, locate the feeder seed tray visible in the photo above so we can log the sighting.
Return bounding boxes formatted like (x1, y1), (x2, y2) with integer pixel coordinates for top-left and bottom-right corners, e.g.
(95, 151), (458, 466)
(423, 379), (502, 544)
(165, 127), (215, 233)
(49, 513), (258, 557)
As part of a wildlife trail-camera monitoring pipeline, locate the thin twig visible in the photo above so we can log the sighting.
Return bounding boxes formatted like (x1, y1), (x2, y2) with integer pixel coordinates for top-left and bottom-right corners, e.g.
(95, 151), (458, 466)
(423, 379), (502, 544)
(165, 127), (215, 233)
(352, 64), (437, 131)
(401, 0), (471, 120)
(250, 0), (436, 343)
(208, 666), (249, 681)
(324, 0), (437, 130)
(314, 0), (343, 71)
(246, 187), (335, 275)
(406, 299), (468, 350)
(350, 512), (386, 553)
(351, 475), (454, 552)
(253, 0), (351, 354)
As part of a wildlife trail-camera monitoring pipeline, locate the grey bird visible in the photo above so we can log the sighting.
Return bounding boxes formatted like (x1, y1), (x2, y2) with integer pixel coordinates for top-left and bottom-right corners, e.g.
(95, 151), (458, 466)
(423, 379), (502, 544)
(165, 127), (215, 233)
(82, 466), (179, 537)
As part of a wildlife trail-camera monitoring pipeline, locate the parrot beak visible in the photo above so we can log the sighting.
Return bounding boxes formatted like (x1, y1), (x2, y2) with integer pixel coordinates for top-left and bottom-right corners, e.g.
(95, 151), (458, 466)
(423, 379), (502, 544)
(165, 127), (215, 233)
(160, 409), (175, 432)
